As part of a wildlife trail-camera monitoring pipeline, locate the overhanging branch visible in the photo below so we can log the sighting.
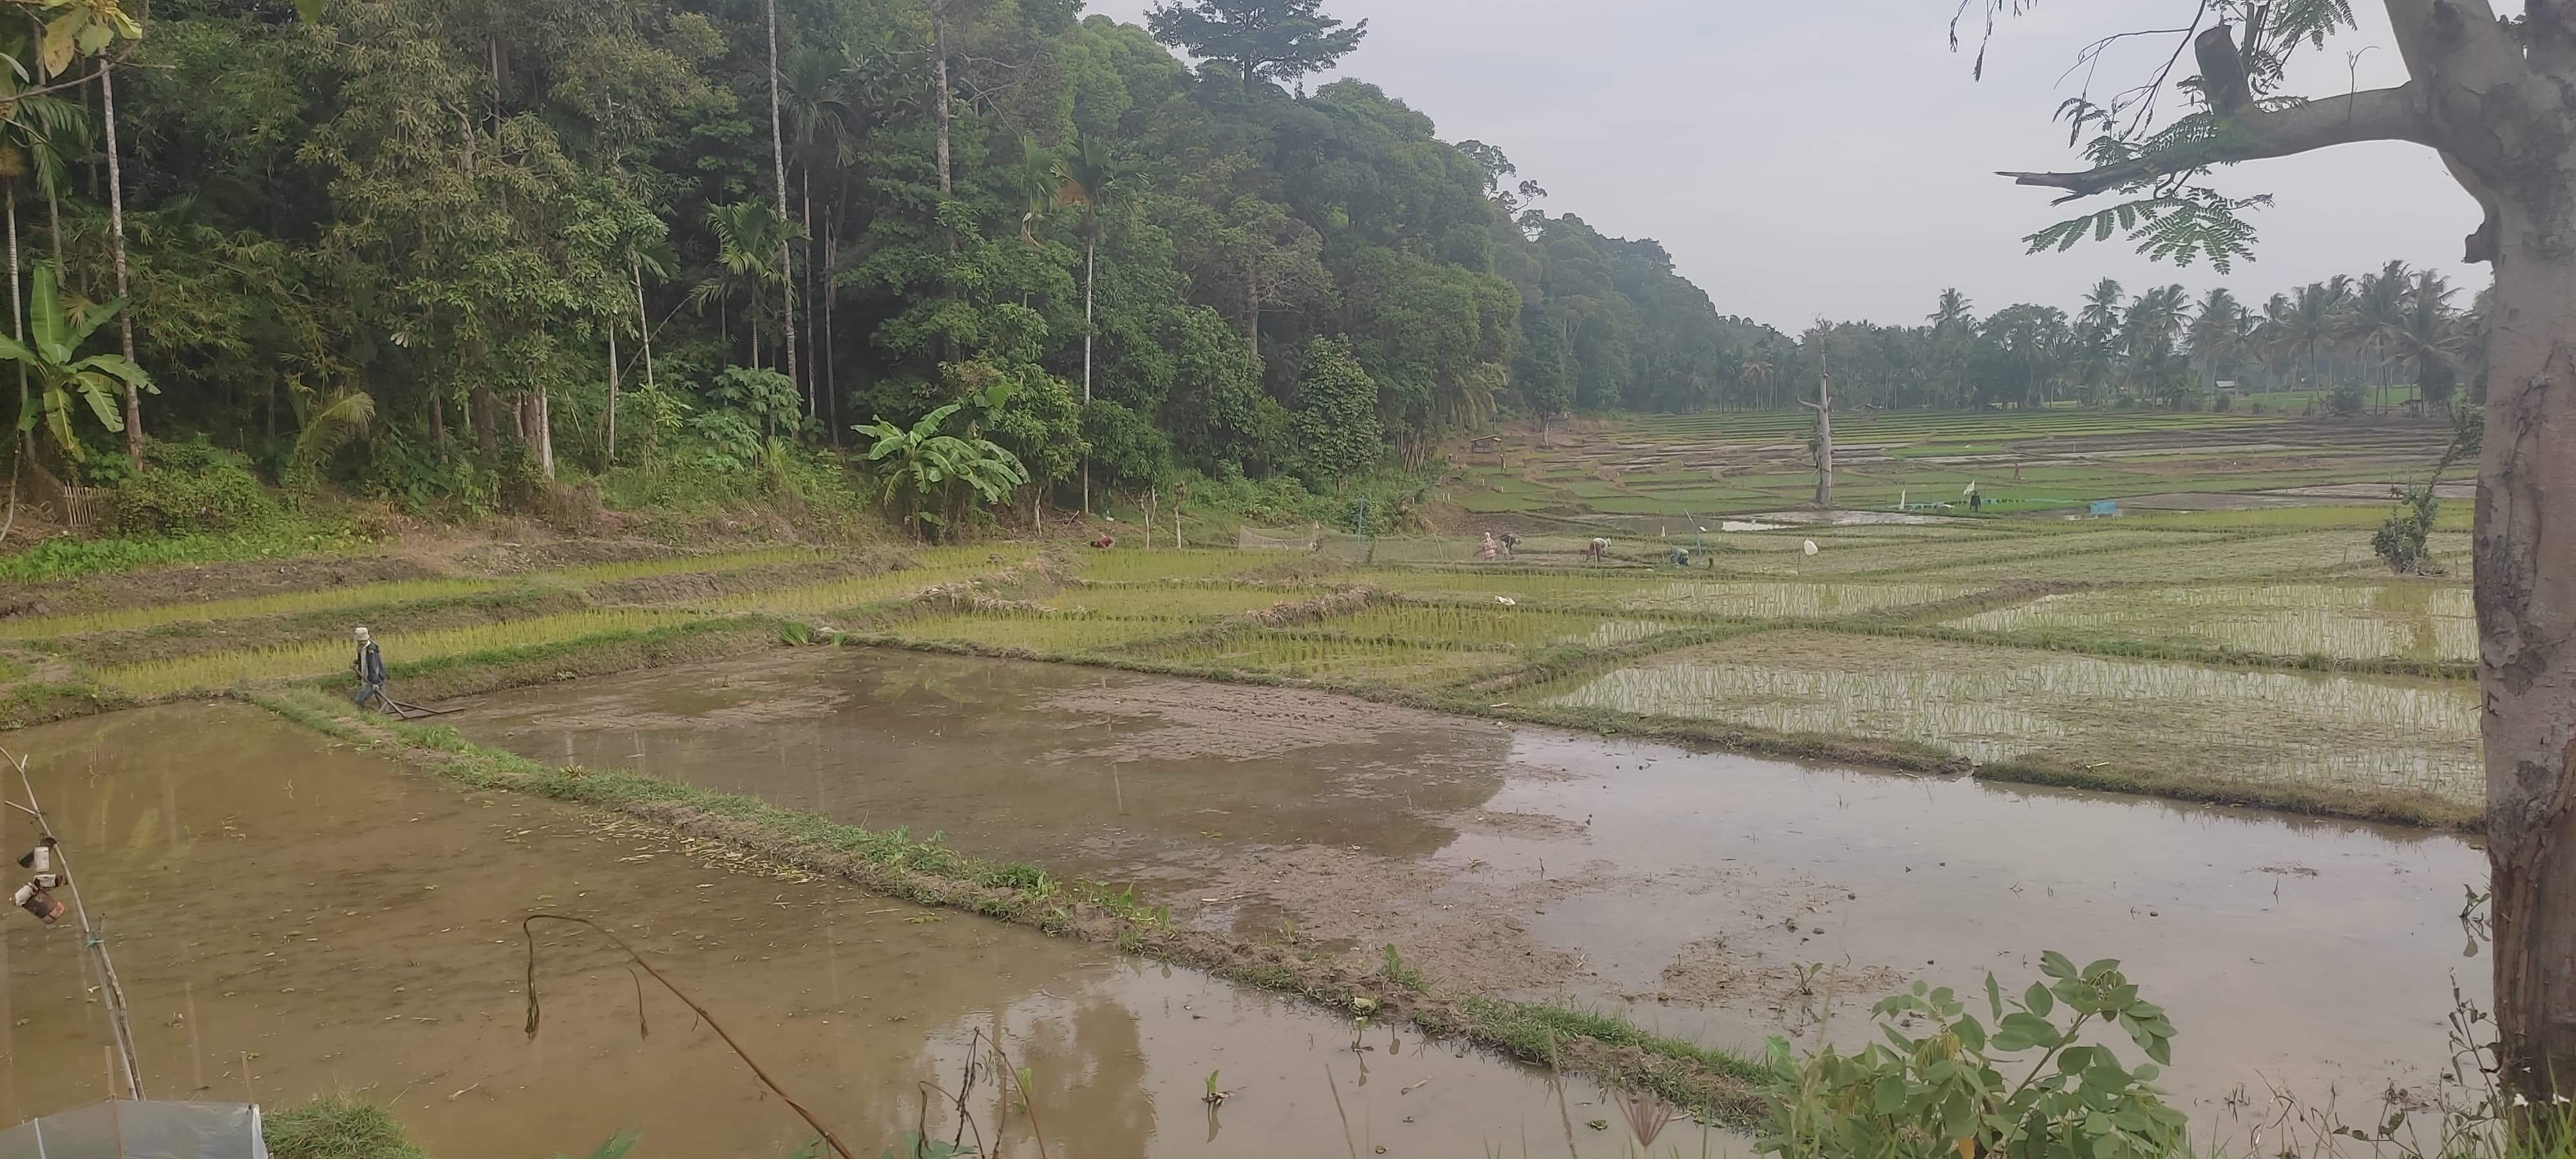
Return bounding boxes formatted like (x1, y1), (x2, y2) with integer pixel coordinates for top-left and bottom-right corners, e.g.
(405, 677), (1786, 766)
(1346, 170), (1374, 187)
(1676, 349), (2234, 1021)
(1998, 82), (2434, 202)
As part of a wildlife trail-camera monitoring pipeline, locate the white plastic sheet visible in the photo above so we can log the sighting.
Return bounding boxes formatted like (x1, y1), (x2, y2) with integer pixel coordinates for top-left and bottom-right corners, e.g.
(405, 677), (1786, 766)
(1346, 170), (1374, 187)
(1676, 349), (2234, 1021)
(0, 1100), (267, 1159)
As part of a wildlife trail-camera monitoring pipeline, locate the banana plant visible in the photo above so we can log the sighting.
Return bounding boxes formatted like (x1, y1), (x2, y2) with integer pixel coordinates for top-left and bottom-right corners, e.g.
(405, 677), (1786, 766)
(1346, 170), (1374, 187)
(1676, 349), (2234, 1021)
(857, 402), (1028, 541)
(3, 263), (149, 464)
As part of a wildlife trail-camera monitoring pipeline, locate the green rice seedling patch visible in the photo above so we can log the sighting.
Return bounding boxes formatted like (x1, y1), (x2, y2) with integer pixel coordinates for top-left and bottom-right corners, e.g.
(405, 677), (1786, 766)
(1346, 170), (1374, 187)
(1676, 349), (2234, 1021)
(883, 610), (1198, 653)
(1356, 569), (1980, 619)
(1944, 583), (2476, 663)
(1713, 529), (2195, 577)
(551, 546), (828, 583)
(1906, 529), (2399, 585)
(1535, 630), (2480, 802)
(0, 576), (515, 639)
(1048, 583), (1320, 618)
(1144, 631), (1511, 684)
(697, 562), (999, 617)
(1318, 603), (1683, 651)
(1349, 569), (1663, 610)
(97, 608), (705, 697)
(1075, 549), (1274, 582)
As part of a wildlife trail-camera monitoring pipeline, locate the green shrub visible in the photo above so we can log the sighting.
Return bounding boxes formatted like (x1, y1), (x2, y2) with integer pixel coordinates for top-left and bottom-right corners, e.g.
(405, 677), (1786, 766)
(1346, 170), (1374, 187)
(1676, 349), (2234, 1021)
(263, 1097), (430, 1159)
(1756, 952), (2185, 1159)
(107, 442), (285, 537)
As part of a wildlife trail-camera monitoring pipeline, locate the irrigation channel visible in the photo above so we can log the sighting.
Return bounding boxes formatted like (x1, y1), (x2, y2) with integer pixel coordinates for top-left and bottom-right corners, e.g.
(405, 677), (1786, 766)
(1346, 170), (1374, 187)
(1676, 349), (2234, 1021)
(446, 647), (2488, 1112)
(0, 704), (1664, 1157)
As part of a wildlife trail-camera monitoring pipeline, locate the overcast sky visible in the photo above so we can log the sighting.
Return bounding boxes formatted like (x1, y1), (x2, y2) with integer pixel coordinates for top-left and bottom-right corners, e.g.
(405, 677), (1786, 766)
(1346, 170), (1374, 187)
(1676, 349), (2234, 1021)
(1079, 0), (2481, 332)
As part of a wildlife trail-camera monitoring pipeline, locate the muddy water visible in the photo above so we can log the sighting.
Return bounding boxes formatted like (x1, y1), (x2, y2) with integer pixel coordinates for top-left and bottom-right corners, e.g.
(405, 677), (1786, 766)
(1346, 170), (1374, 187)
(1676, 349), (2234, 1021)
(457, 647), (2492, 1115)
(0, 705), (1682, 1157)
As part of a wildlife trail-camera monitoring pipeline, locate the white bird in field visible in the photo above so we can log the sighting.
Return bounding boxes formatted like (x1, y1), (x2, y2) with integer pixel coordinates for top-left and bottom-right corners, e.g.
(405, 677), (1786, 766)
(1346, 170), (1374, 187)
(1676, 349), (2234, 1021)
(1495, 596), (1518, 606)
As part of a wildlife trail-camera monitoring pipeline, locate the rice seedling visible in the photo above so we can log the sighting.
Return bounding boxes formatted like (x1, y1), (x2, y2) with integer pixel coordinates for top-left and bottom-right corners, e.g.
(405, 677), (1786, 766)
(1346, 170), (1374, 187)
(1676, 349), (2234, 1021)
(0, 576), (516, 639)
(696, 562), (1003, 617)
(551, 546), (830, 583)
(1908, 530), (2428, 585)
(882, 610), (1196, 652)
(1147, 630), (1510, 684)
(1075, 549), (1273, 583)
(1047, 583), (1320, 618)
(1314, 603), (1681, 651)
(1349, 570), (1978, 620)
(1945, 583), (2477, 663)
(97, 608), (705, 697)
(1534, 630), (2483, 802)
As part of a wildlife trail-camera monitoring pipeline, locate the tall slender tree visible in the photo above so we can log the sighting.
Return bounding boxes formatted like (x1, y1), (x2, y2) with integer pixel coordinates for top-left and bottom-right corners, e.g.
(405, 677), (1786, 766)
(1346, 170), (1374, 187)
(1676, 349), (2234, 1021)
(1054, 132), (1128, 515)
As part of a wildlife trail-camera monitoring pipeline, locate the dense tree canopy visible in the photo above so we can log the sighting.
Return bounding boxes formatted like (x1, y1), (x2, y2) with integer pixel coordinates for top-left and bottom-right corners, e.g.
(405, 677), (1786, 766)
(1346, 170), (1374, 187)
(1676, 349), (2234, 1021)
(0, 0), (1807, 512)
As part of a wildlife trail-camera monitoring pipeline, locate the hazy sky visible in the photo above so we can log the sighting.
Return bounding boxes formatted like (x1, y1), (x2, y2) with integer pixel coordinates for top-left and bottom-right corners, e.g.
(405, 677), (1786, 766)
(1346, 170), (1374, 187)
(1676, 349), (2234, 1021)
(1078, 0), (2481, 332)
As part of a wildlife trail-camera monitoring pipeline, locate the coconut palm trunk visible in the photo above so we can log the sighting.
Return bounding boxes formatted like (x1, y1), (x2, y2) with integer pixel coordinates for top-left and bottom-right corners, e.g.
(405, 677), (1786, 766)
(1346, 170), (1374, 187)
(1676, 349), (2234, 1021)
(764, 0), (797, 415)
(99, 63), (137, 470)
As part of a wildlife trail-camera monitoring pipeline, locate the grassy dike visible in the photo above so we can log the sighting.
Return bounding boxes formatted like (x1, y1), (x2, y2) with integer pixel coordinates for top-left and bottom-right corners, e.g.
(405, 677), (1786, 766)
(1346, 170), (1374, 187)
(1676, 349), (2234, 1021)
(244, 652), (1772, 1124)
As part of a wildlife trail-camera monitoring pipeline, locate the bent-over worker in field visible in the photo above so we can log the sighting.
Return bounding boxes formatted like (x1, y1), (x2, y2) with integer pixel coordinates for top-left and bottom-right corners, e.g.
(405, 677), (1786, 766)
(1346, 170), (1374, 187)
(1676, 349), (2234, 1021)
(1587, 536), (1610, 562)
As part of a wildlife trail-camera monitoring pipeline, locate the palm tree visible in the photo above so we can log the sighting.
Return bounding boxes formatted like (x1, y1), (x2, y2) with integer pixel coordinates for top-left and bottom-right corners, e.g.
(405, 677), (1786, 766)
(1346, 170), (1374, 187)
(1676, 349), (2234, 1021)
(2076, 278), (2126, 400)
(2271, 282), (2349, 393)
(1926, 288), (1976, 406)
(762, 0), (797, 411)
(692, 201), (801, 371)
(2351, 261), (2414, 407)
(780, 46), (851, 422)
(0, 263), (151, 466)
(2384, 270), (2463, 405)
(1052, 131), (1128, 514)
(2188, 288), (2247, 387)
(1010, 134), (1056, 245)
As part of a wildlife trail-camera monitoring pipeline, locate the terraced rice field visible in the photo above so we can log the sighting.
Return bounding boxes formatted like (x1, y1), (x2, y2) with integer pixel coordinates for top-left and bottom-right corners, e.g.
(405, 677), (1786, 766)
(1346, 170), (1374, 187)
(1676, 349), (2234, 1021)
(96, 607), (705, 696)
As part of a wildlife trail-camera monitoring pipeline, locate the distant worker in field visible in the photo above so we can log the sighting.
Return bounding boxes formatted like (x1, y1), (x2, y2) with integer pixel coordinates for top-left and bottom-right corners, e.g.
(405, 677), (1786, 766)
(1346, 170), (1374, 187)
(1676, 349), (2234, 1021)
(1499, 532), (1519, 558)
(1587, 537), (1610, 562)
(351, 627), (390, 711)
(1669, 544), (1691, 567)
(1090, 533), (1115, 549)
(1481, 532), (1498, 561)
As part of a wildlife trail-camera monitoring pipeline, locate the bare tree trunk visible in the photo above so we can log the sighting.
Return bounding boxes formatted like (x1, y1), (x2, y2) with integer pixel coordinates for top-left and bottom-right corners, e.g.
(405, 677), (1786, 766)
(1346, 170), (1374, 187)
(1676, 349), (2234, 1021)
(802, 167), (815, 421)
(536, 389), (554, 479)
(765, 0), (797, 415)
(1081, 237), (1095, 516)
(1801, 372), (1835, 508)
(633, 256), (655, 390)
(931, 1), (952, 196)
(471, 386), (495, 453)
(6, 180), (21, 447)
(430, 392), (447, 464)
(823, 223), (838, 448)
(605, 324), (620, 466)
(2479, 229), (2576, 1099)
(100, 64), (138, 471)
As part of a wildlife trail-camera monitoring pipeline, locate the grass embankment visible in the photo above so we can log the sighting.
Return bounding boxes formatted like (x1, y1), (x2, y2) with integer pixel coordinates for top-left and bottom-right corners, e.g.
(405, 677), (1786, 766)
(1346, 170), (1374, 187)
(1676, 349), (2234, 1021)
(248, 678), (1771, 1122)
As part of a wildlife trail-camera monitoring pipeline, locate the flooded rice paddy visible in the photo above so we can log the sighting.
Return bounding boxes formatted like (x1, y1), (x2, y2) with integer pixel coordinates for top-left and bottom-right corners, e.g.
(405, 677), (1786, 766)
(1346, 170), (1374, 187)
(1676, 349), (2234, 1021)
(1, 705), (1666, 1157)
(453, 646), (2490, 1115)
(1536, 630), (2481, 802)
